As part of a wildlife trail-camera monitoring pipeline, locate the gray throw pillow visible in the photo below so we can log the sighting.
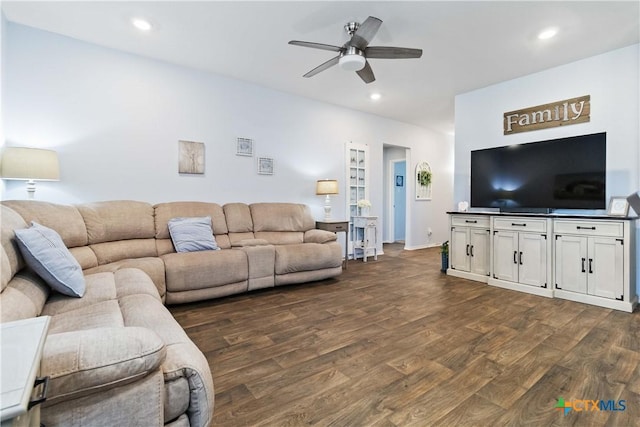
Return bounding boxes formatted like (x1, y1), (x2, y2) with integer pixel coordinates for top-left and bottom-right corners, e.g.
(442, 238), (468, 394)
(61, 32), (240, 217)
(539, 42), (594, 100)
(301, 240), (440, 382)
(168, 216), (220, 253)
(14, 222), (86, 297)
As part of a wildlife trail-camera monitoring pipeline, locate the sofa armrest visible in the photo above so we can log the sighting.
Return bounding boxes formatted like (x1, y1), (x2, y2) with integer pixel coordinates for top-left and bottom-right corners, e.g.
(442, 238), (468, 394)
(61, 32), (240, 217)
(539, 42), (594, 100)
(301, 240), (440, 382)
(304, 229), (338, 244)
(232, 238), (270, 247)
(41, 327), (166, 406)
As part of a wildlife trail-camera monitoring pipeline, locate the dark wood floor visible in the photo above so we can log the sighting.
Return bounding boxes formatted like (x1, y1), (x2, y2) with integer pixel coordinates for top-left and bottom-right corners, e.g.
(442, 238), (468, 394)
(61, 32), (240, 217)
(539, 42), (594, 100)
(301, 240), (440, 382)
(170, 244), (640, 426)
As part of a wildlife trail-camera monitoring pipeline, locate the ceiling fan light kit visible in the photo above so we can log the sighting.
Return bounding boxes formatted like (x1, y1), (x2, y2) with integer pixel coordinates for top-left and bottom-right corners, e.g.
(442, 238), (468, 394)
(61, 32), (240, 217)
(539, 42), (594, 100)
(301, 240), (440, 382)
(289, 16), (422, 84)
(339, 53), (366, 71)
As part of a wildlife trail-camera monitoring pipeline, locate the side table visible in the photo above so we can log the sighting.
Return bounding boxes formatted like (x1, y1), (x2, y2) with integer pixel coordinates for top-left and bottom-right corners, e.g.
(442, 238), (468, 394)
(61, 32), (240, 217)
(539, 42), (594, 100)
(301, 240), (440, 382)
(352, 216), (378, 262)
(1, 316), (51, 427)
(316, 220), (349, 269)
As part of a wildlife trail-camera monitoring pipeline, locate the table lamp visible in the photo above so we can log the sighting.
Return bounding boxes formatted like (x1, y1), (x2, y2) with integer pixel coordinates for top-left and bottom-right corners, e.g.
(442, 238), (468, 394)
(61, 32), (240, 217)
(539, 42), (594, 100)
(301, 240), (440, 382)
(316, 179), (339, 220)
(0, 147), (60, 199)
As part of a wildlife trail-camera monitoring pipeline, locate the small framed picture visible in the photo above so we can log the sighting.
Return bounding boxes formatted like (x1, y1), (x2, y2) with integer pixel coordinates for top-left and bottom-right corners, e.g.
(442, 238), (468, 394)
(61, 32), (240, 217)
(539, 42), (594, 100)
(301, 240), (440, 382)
(395, 175), (403, 187)
(257, 157), (274, 175)
(178, 140), (205, 174)
(236, 137), (253, 156)
(607, 196), (630, 216)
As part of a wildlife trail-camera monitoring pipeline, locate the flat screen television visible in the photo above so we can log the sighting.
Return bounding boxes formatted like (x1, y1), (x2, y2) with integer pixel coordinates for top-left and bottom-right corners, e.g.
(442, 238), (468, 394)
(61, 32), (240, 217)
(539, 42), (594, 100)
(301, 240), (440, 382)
(470, 132), (606, 211)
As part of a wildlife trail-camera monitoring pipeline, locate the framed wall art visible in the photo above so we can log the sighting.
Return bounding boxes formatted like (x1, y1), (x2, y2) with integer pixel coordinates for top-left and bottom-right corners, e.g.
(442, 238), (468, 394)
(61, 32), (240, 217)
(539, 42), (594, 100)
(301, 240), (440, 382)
(178, 140), (205, 174)
(257, 157), (274, 175)
(607, 196), (629, 216)
(236, 137), (253, 156)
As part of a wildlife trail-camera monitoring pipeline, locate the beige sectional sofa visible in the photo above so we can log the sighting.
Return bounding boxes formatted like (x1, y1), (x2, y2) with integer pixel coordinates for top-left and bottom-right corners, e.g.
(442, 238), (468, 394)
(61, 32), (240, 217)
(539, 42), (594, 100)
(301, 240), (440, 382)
(0, 200), (343, 426)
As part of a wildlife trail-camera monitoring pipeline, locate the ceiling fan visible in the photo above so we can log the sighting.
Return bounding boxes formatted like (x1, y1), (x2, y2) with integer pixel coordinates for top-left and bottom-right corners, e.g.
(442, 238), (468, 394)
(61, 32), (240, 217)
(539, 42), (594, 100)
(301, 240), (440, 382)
(289, 16), (422, 84)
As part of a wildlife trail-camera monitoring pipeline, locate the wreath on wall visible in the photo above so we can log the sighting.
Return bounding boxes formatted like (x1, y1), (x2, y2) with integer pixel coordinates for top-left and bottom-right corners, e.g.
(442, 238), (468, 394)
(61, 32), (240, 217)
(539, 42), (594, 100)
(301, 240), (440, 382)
(418, 170), (432, 187)
(415, 161), (432, 200)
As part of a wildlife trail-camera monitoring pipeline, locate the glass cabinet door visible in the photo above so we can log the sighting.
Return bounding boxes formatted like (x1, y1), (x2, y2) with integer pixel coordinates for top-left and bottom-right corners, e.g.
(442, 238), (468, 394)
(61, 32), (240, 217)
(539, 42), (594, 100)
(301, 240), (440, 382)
(346, 142), (370, 257)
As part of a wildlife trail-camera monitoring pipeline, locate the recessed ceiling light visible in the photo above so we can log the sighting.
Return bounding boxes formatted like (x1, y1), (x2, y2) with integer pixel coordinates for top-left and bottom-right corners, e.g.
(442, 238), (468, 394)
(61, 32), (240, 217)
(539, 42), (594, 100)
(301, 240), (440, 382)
(538, 27), (558, 40)
(132, 18), (152, 31)
(370, 93), (381, 101)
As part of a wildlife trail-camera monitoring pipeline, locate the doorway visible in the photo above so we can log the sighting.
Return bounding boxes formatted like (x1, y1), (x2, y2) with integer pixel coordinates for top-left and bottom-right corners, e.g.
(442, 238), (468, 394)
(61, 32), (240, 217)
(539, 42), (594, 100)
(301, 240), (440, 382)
(383, 145), (409, 245)
(393, 160), (406, 241)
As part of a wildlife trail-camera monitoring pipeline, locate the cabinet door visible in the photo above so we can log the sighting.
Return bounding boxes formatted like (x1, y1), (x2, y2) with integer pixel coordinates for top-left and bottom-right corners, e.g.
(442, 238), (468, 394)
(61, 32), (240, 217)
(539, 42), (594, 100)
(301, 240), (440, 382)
(470, 229), (490, 276)
(587, 237), (624, 300)
(450, 227), (470, 272)
(493, 230), (518, 282)
(518, 233), (547, 287)
(554, 235), (587, 294)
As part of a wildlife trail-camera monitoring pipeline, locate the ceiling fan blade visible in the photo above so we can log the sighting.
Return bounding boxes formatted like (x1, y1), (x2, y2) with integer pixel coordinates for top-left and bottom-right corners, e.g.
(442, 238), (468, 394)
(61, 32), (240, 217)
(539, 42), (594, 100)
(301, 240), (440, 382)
(303, 55), (340, 78)
(350, 16), (382, 50)
(356, 61), (375, 84)
(365, 46), (423, 59)
(288, 40), (342, 52)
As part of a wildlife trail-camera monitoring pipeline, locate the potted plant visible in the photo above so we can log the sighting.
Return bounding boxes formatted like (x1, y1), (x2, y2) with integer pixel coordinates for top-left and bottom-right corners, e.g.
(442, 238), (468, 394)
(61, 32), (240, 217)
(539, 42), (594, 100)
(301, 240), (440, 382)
(440, 240), (449, 272)
(418, 170), (432, 187)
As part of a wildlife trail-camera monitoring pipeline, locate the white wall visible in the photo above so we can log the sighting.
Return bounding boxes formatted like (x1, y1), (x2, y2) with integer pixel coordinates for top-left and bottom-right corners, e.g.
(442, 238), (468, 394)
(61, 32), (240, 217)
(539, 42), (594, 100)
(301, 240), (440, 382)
(454, 44), (639, 209)
(3, 22), (454, 251)
(455, 43), (640, 290)
(1, 12), (7, 193)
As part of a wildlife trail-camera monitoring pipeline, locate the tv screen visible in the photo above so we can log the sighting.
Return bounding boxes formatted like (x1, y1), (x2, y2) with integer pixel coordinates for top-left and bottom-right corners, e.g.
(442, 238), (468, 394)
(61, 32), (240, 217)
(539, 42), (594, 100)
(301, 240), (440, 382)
(471, 132), (606, 210)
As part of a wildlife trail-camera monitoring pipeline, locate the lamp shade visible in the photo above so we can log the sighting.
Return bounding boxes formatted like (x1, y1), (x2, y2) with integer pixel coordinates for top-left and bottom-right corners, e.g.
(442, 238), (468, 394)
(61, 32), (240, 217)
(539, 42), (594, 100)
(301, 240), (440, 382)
(316, 179), (339, 195)
(0, 147), (60, 181)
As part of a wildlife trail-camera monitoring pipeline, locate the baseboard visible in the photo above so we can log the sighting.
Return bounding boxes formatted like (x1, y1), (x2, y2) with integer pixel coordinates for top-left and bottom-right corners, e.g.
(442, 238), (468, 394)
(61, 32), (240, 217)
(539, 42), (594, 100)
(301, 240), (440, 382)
(403, 243), (440, 251)
(488, 278), (554, 298)
(553, 289), (637, 313)
(447, 268), (489, 283)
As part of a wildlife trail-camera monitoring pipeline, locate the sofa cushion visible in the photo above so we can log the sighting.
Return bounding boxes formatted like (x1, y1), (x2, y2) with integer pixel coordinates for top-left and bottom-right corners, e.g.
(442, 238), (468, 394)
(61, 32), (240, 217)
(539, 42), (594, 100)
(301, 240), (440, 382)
(162, 249), (248, 292)
(232, 239), (270, 247)
(254, 231), (304, 245)
(77, 201), (155, 244)
(250, 203), (315, 232)
(41, 371), (164, 427)
(168, 217), (219, 253)
(1, 205), (28, 291)
(274, 242), (343, 275)
(45, 300), (125, 334)
(83, 257), (166, 300)
(89, 239), (158, 265)
(42, 269), (160, 318)
(304, 229), (338, 244)
(15, 222), (86, 297)
(41, 327), (166, 406)
(2, 200), (88, 248)
(119, 293), (214, 427)
(223, 203), (253, 232)
(155, 202), (229, 239)
(0, 270), (50, 322)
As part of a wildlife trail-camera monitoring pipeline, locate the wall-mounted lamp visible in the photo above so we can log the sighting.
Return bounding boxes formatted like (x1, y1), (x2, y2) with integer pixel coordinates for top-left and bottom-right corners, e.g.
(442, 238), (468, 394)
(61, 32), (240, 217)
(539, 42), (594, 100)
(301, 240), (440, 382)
(316, 179), (339, 220)
(0, 147), (60, 199)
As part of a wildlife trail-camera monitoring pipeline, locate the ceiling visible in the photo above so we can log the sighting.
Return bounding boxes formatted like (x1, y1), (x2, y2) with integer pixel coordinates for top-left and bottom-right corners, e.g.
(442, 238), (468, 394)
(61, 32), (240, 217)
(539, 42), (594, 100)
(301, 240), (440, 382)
(3, 1), (639, 135)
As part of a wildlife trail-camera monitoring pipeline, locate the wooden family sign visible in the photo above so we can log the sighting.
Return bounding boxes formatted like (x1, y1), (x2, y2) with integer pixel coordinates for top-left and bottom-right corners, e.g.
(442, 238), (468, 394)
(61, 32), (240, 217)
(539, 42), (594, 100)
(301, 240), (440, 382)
(503, 95), (590, 135)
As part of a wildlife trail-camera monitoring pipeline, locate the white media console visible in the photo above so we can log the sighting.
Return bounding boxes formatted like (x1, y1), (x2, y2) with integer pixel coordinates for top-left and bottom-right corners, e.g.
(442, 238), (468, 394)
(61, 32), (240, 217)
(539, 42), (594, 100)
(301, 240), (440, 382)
(447, 212), (637, 312)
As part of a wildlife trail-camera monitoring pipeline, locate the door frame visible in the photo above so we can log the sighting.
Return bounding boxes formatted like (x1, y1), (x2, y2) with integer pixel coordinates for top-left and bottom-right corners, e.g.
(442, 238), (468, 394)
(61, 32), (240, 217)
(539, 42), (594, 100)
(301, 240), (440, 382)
(387, 158), (408, 244)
